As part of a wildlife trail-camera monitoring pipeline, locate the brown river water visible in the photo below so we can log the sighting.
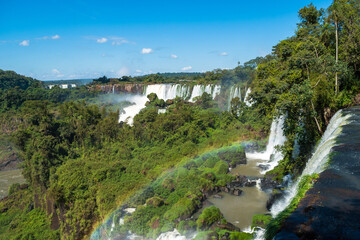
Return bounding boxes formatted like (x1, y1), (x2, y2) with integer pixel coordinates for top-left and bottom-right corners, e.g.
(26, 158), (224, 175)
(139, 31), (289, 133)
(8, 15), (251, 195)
(0, 169), (26, 199)
(196, 158), (270, 230)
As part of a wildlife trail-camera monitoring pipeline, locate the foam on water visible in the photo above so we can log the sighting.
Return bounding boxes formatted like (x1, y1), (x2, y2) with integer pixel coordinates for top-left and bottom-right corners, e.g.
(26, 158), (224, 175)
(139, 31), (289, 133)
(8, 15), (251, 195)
(246, 115), (286, 173)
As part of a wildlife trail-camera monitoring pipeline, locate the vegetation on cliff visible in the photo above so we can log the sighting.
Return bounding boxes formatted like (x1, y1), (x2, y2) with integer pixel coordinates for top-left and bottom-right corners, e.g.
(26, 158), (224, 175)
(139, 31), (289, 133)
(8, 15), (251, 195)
(250, 1), (360, 180)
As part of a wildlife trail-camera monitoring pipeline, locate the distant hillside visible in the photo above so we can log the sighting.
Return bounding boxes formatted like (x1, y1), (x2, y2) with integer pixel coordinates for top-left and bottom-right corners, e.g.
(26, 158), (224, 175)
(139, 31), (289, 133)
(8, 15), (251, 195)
(43, 79), (93, 86)
(0, 70), (42, 90)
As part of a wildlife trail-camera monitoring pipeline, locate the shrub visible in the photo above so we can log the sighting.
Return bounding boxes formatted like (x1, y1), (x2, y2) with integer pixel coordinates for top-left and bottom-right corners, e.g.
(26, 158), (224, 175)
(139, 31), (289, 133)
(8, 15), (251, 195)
(196, 206), (223, 229)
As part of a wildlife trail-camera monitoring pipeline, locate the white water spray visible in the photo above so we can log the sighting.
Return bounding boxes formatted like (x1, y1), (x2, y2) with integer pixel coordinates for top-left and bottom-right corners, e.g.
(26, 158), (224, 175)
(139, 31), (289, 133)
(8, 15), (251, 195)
(244, 88), (252, 107)
(119, 84), (221, 125)
(156, 229), (189, 240)
(246, 115), (287, 173)
(227, 86), (242, 110)
(270, 110), (352, 216)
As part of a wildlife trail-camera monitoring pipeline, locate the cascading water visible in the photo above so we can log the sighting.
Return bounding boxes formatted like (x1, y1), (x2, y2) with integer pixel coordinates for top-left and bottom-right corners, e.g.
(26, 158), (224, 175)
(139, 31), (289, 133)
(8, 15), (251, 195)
(270, 110), (352, 216)
(119, 84), (222, 125)
(244, 88), (252, 107)
(227, 86), (242, 110)
(246, 115), (287, 173)
(189, 84), (221, 101)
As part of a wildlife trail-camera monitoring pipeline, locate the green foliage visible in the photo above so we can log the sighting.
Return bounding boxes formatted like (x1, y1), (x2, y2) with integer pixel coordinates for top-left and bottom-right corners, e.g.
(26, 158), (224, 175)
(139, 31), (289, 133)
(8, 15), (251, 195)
(146, 197), (164, 207)
(251, 214), (272, 229)
(213, 160), (229, 175)
(164, 196), (200, 221)
(91, 65), (255, 85)
(8, 183), (20, 196)
(0, 82), (261, 239)
(196, 206), (223, 229)
(0, 188), (59, 240)
(250, 1), (360, 181)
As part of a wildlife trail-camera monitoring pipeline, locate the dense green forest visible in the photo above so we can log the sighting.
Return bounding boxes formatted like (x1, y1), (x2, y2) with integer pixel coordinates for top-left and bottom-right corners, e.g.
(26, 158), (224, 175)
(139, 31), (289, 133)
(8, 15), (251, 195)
(0, 64), (264, 239)
(250, 1), (360, 180)
(1, 1), (360, 240)
(92, 62), (256, 86)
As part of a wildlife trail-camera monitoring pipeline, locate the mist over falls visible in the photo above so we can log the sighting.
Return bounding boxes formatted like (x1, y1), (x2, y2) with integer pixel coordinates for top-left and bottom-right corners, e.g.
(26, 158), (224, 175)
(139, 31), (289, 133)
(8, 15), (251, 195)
(100, 83), (246, 125)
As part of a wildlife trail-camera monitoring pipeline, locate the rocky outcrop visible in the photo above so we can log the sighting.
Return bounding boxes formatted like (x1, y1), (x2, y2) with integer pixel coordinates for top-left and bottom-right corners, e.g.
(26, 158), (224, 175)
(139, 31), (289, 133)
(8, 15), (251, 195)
(94, 83), (146, 94)
(275, 107), (360, 239)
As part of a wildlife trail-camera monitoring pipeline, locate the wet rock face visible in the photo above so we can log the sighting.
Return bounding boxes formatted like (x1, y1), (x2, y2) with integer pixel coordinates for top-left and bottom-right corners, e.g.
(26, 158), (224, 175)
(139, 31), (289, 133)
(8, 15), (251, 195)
(258, 164), (269, 171)
(266, 190), (283, 211)
(276, 169), (360, 240)
(276, 107), (360, 239)
(244, 181), (256, 187)
(260, 176), (278, 191)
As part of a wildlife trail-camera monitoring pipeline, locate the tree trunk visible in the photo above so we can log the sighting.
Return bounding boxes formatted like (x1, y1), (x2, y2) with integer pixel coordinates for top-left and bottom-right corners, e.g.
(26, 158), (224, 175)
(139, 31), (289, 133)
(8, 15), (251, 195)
(311, 100), (323, 134)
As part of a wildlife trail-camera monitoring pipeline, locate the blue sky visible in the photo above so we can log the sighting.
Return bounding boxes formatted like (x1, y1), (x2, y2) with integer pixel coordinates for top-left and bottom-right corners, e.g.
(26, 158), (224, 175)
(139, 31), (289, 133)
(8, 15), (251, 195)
(0, 0), (332, 80)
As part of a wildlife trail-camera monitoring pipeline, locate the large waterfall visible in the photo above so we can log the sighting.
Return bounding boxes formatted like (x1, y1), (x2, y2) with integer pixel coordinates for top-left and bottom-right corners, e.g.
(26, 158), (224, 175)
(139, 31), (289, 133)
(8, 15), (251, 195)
(246, 115), (287, 173)
(270, 110), (352, 216)
(117, 84), (242, 125)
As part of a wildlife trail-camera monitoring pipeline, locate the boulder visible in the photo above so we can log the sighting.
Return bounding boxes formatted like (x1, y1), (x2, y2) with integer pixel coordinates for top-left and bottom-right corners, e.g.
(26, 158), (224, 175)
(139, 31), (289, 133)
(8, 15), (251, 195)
(244, 181), (257, 187)
(266, 189), (283, 211)
(232, 189), (243, 196)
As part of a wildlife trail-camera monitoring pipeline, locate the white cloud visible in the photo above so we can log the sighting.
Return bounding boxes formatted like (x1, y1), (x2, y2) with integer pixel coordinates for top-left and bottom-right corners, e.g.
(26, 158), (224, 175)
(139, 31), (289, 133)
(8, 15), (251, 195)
(181, 66), (192, 71)
(112, 39), (129, 45)
(116, 67), (130, 77)
(19, 40), (30, 46)
(97, 37), (108, 43)
(38, 35), (60, 40)
(136, 70), (142, 73)
(52, 69), (60, 74)
(219, 52), (229, 56)
(171, 54), (178, 59)
(141, 48), (153, 54)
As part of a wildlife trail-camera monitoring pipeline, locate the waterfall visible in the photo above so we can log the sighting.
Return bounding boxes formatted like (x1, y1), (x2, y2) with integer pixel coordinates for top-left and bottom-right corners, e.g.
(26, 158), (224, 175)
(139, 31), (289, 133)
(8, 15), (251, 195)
(119, 84), (221, 124)
(244, 88), (252, 107)
(112, 85), (115, 94)
(189, 84), (221, 101)
(227, 86), (242, 110)
(270, 110), (352, 216)
(246, 115), (287, 173)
